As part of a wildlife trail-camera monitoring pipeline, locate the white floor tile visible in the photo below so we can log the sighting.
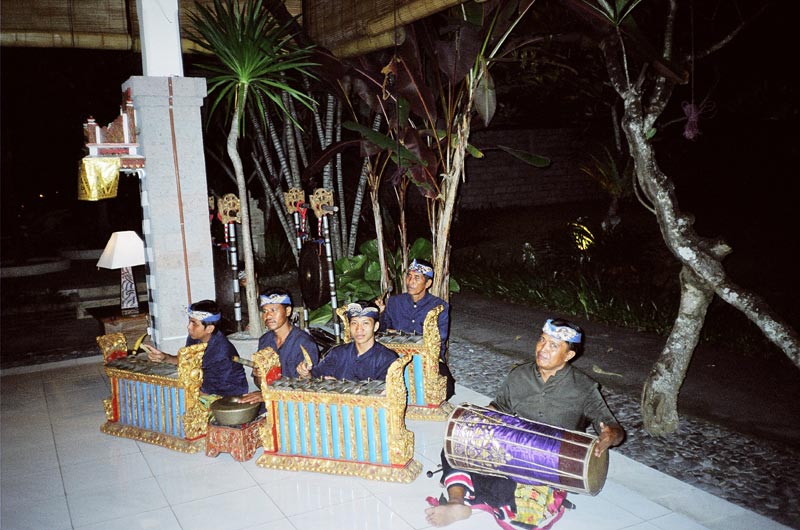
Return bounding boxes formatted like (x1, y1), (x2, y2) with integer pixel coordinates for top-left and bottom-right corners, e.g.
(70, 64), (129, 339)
(244, 462), (302, 485)
(554, 494), (643, 530)
(259, 471), (372, 517)
(0, 465), (65, 504)
(73, 507), (183, 530)
(238, 520), (299, 530)
(172, 485), (285, 530)
(648, 512), (711, 530)
(61, 451), (153, 494)
(1, 415), (54, 446)
(39, 363), (103, 381)
(45, 386), (110, 420)
(54, 427), (141, 465)
(1, 437), (60, 476)
(43, 373), (108, 397)
(599, 480), (672, 520)
(66, 475), (169, 527)
(156, 459), (256, 504)
(141, 443), (218, 476)
(0, 492), (71, 530)
(288, 496), (416, 530)
(366, 468), (448, 529)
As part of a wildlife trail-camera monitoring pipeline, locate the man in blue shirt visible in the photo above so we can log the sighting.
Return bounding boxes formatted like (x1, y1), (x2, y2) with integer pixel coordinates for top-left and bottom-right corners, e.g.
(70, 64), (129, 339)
(297, 301), (398, 381)
(239, 289), (321, 404)
(143, 299), (249, 397)
(377, 258), (454, 395)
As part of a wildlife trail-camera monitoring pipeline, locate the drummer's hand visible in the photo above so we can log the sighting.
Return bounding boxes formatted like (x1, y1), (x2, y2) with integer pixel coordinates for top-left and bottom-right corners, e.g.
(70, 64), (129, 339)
(595, 422), (624, 457)
(238, 391), (264, 404)
(296, 361), (312, 379)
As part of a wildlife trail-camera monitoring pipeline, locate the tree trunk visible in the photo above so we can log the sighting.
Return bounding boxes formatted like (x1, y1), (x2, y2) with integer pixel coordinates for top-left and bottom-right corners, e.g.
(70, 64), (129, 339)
(370, 185), (391, 294)
(431, 106), (471, 301)
(333, 99), (346, 259)
(247, 106), (299, 263)
(397, 179), (409, 285)
(620, 93), (800, 367)
(641, 266), (714, 435)
(611, 63), (800, 434)
(227, 103), (263, 337)
(347, 113), (382, 258)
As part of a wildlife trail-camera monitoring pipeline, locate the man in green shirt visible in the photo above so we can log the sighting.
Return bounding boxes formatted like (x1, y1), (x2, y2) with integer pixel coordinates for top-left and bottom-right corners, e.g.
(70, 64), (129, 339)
(425, 318), (624, 528)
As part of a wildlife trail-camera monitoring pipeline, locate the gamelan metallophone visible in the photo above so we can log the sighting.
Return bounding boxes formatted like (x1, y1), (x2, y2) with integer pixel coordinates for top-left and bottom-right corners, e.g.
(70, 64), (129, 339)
(97, 333), (209, 453)
(252, 348), (421, 483)
(338, 305), (454, 421)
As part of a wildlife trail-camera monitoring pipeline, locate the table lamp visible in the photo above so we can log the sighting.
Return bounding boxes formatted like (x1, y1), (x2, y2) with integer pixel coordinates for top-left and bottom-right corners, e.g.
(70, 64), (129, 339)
(96, 231), (146, 316)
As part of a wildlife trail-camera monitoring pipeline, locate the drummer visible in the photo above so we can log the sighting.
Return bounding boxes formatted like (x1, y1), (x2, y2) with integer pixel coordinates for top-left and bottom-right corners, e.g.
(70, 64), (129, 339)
(425, 318), (624, 529)
(239, 289), (320, 404)
(297, 301), (397, 381)
(375, 258), (454, 396)
(143, 299), (249, 397)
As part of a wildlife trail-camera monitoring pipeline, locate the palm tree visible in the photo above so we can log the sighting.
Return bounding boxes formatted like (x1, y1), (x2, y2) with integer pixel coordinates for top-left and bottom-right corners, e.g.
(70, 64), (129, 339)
(187, 0), (315, 337)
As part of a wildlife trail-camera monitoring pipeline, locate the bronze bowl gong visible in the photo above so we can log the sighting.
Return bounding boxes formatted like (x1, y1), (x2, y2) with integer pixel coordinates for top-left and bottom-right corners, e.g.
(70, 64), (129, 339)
(210, 396), (260, 426)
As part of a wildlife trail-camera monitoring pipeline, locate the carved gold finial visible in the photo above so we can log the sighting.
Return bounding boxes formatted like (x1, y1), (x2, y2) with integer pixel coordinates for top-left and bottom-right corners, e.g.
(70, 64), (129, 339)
(218, 193), (241, 224)
(310, 188), (334, 218)
(284, 188), (305, 213)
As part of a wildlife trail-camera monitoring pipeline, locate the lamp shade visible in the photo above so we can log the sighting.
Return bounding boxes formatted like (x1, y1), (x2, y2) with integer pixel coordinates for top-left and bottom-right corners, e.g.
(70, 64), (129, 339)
(96, 231), (146, 269)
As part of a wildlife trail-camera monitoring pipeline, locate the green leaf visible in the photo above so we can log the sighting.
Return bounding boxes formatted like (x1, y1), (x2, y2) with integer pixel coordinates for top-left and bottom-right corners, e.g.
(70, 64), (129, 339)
(497, 145), (551, 168)
(335, 254), (367, 277)
(449, 277), (461, 294)
(408, 238), (433, 261)
(474, 59), (497, 128)
(308, 304), (333, 326)
(186, 0), (317, 133)
(364, 260), (383, 282)
(358, 239), (380, 262)
(342, 121), (425, 166)
(466, 143), (484, 159)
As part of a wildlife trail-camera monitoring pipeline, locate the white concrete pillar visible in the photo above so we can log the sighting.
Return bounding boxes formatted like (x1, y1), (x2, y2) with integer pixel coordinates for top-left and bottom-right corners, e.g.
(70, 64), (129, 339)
(136, 0), (184, 77)
(124, 76), (214, 353)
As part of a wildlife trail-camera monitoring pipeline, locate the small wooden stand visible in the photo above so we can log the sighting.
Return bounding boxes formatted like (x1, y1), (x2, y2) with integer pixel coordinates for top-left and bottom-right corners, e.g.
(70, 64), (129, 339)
(205, 416), (265, 462)
(88, 305), (149, 346)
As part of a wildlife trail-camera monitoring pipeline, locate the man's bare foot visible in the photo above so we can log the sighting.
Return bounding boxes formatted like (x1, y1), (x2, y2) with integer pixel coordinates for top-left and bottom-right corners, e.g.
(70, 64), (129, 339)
(425, 503), (471, 527)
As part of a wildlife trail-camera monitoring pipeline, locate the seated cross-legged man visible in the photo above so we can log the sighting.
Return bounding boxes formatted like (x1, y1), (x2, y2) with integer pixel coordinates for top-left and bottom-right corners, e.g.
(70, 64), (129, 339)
(424, 318), (625, 529)
(239, 288), (320, 404)
(297, 301), (398, 382)
(143, 299), (249, 397)
(376, 258), (454, 396)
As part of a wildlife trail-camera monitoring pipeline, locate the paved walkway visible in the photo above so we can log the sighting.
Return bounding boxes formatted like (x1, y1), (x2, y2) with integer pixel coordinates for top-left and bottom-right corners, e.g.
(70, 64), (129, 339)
(0, 359), (790, 530)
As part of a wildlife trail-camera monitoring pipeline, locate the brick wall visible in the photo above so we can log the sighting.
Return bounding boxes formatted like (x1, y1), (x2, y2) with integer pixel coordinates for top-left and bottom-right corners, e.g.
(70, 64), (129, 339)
(460, 128), (601, 209)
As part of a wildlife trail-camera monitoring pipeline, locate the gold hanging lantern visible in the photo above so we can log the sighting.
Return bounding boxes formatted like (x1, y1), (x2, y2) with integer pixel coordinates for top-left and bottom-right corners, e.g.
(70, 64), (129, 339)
(78, 157), (121, 201)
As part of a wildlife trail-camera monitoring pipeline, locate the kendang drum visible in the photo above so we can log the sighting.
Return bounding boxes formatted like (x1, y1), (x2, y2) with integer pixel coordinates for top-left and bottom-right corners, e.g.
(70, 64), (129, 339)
(444, 404), (608, 495)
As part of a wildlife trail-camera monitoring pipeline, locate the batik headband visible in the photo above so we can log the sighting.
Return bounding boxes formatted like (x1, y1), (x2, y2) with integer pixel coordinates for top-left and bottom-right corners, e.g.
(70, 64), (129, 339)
(408, 259), (434, 278)
(345, 302), (380, 319)
(259, 293), (292, 307)
(187, 307), (221, 323)
(542, 319), (582, 343)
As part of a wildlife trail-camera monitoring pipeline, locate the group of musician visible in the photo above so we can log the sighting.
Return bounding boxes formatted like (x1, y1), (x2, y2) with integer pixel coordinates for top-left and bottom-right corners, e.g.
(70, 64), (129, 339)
(144, 257), (625, 530)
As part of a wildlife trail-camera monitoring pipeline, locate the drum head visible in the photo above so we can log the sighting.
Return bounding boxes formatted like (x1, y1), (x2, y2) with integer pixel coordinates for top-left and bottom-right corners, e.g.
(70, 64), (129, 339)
(299, 241), (330, 310)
